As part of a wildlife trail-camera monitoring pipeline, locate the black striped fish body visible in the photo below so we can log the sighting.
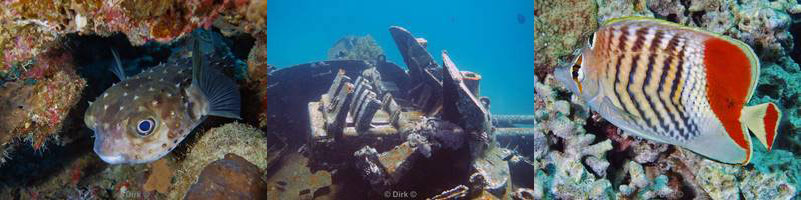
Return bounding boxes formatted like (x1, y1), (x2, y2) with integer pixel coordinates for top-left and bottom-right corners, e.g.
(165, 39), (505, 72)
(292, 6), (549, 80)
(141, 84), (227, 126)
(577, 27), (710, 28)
(555, 17), (783, 164)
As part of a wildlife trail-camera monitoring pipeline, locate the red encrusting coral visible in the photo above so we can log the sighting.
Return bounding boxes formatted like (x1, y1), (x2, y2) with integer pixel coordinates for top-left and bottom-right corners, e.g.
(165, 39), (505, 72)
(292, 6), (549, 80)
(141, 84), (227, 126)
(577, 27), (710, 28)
(0, 0), (266, 69)
(0, 48), (86, 158)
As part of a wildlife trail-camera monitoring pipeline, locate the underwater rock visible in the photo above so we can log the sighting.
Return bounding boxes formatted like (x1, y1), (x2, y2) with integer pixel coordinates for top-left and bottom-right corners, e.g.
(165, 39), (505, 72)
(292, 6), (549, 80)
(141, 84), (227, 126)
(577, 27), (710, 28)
(0, 0), (265, 68)
(695, 160), (742, 200)
(647, 0), (798, 62)
(532, 77), (615, 199)
(533, 0), (598, 80)
(184, 153), (267, 200)
(630, 140), (670, 164)
(168, 122), (268, 200)
(143, 158), (173, 194)
(0, 48), (86, 165)
(326, 35), (385, 62)
(245, 33), (267, 128)
(739, 169), (796, 200)
(752, 58), (801, 149)
(595, 0), (654, 23)
(617, 161), (677, 199)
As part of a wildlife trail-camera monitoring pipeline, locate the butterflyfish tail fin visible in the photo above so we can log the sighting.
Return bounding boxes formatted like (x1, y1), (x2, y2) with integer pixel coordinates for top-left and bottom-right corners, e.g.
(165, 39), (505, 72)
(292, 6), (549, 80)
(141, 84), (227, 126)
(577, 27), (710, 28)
(741, 102), (782, 151)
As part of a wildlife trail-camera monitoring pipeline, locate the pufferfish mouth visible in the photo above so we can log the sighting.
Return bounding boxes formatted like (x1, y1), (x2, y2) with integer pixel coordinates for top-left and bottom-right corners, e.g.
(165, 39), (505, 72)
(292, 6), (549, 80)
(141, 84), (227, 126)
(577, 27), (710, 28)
(91, 126), (132, 164)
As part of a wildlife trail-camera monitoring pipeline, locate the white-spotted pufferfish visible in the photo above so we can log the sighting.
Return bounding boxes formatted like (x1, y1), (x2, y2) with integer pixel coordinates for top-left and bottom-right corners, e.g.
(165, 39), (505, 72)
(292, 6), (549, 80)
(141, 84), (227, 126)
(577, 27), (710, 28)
(84, 37), (241, 164)
(555, 16), (783, 164)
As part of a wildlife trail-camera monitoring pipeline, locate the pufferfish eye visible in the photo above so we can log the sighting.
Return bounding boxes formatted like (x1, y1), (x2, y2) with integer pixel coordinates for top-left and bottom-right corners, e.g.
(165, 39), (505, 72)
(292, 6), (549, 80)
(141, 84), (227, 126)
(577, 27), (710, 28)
(136, 118), (155, 136)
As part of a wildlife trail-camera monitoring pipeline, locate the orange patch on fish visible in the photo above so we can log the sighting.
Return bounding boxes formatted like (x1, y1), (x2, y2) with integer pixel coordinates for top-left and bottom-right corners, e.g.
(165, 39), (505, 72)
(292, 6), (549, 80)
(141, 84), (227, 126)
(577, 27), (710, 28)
(703, 38), (752, 150)
(764, 103), (780, 150)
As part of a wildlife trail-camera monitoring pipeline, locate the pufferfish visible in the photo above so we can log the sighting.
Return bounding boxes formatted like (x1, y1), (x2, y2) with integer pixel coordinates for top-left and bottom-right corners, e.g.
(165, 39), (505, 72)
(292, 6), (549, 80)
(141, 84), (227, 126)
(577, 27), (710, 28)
(84, 38), (241, 164)
(555, 16), (783, 164)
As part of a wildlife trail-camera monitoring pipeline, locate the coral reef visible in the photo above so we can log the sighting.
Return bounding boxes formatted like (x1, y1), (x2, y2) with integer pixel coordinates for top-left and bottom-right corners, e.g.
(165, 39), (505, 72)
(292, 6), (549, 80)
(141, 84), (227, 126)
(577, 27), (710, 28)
(245, 33), (267, 129)
(533, 0), (598, 80)
(617, 161), (677, 199)
(595, 0), (654, 24)
(535, 0), (801, 198)
(0, 48), (86, 165)
(0, 0), (266, 70)
(184, 153), (267, 199)
(531, 79), (616, 199)
(327, 35), (385, 62)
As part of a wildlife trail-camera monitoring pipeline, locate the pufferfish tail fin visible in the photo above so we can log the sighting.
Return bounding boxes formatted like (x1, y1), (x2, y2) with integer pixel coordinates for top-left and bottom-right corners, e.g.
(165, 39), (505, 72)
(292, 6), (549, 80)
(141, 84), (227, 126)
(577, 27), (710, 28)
(191, 33), (242, 120)
(741, 102), (782, 151)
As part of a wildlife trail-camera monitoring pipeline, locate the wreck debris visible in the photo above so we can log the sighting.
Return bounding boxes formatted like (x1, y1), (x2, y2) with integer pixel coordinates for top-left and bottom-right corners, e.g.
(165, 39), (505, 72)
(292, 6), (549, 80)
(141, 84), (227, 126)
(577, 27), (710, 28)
(265, 153), (333, 199)
(296, 26), (537, 199)
(389, 26), (443, 115)
(429, 185), (469, 200)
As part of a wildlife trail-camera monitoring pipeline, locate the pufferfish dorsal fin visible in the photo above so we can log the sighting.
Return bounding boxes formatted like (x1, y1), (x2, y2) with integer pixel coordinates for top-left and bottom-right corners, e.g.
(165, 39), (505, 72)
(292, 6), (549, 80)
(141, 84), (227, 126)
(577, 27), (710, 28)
(191, 33), (242, 119)
(110, 48), (127, 81)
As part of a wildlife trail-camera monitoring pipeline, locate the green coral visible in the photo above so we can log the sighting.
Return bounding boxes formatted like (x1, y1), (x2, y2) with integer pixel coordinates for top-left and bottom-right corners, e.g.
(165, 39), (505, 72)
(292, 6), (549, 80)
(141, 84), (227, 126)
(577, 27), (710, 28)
(326, 35), (385, 62)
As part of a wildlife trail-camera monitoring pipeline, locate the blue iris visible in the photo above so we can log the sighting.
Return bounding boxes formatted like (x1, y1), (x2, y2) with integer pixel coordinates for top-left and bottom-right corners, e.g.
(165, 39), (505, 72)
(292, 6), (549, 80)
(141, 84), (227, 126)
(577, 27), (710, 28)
(137, 119), (155, 136)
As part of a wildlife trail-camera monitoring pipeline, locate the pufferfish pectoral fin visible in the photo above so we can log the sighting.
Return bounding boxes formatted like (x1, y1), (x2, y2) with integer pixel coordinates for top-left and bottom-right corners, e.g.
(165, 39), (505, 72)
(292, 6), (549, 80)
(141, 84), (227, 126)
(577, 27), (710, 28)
(741, 102), (782, 151)
(596, 96), (671, 144)
(191, 36), (242, 120)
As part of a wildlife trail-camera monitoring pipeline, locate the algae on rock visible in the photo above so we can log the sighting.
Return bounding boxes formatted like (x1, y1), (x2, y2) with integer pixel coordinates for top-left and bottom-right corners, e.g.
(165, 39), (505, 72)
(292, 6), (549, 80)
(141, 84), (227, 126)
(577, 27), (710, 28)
(168, 122), (268, 200)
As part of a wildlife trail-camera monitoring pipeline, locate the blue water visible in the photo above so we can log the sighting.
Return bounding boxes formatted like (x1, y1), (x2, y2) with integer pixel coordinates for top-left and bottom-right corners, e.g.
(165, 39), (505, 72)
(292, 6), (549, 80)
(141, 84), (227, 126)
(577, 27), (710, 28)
(267, 0), (534, 115)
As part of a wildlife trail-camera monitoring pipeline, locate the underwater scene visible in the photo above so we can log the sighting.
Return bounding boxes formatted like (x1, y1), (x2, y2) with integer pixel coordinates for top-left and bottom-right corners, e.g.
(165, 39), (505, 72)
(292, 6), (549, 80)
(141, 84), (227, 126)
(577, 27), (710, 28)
(0, 0), (267, 199)
(2, 0), (801, 199)
(266, 0), (536, 199)
(536, 0), (801, 199)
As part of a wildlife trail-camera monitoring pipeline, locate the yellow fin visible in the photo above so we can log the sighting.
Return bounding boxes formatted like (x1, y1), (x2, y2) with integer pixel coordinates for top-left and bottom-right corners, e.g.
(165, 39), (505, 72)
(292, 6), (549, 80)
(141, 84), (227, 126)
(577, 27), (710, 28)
(741, 103), (782, 151)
